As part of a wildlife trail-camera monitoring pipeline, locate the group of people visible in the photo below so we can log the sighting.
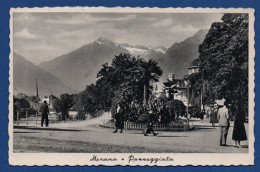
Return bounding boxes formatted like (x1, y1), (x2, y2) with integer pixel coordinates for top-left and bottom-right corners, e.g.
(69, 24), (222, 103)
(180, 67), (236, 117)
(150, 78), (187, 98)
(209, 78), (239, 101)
(214, 100), (247, 148)
(114, 99), (248, 146)
(41, 98), (247, 147)
(116, 99), (179, 124)
(113, 103), (158, 136)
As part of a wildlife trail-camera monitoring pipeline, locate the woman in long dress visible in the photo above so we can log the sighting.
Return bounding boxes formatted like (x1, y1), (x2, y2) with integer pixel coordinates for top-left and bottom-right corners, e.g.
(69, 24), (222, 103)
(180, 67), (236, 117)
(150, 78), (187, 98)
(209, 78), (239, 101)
(210, 105), (218, 127)
(232, 107), (247, 148)
(113, 104), (124, 133)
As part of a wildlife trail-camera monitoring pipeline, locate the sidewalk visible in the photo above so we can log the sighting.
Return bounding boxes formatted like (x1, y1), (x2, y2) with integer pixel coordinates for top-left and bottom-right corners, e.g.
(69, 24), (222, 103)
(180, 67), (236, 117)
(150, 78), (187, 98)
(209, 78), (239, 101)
(13, 115), (248, 153)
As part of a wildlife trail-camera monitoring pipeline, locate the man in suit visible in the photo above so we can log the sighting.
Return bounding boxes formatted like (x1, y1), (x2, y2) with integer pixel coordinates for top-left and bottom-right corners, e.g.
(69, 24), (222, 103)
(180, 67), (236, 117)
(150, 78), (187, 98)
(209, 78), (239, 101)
(217, 100), (230, 146)
(40, 100), (49, 127)
(144, 110), (157, 136)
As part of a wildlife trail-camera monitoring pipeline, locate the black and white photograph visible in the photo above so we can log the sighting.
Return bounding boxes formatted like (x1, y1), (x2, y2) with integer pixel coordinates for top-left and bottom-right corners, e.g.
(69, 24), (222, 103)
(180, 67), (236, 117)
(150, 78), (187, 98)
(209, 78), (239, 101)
(9, 7), (254, 166)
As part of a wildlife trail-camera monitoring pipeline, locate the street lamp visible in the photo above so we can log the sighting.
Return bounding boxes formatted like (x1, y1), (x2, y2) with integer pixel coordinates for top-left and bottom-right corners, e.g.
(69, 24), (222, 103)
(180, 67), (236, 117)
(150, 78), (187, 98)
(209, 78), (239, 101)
(184, 75), (190, 131)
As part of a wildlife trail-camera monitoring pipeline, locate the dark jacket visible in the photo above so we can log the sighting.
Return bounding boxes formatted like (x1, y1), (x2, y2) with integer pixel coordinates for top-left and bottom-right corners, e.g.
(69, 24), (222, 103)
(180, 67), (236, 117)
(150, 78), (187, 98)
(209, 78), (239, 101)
(115, 107), (124, 129)
(210, 111), (218, 123)
(40, 104), (49, 117)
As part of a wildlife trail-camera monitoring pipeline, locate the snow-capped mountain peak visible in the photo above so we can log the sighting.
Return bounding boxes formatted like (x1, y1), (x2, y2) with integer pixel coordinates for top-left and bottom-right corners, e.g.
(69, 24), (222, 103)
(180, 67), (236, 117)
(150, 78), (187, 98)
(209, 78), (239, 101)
(95, 37), (115, 45)
(154, 46), (167, 54)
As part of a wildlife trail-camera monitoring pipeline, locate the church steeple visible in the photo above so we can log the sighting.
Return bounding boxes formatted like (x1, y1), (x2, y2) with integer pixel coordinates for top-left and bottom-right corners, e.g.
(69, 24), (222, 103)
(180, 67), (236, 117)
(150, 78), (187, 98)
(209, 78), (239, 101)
(36, 78), (39, 98)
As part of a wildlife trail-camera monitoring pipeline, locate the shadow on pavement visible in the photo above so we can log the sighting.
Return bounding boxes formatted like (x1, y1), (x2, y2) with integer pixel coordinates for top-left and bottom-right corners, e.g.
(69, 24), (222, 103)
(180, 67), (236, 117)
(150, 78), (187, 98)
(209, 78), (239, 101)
(14, 125), (85, 132)
(194, 125), (218, 130)
(218, 145), (248, 149)
(157, 135), (188, 138)
(195, 127), (216, 130)
(14, 131), (41, 133)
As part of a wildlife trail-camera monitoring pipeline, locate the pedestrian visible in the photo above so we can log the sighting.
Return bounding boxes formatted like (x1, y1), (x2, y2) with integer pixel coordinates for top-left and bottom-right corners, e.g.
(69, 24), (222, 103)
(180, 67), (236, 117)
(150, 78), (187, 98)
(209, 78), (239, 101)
(210, 104), (218, 127)
(232, 106), (247, 148)
(113, 104), (124, 133)
(217, 100), (230, 146)
(40, 100), (49, 127)
(144, 110), (157, 136)
(160, 105), (168, 124)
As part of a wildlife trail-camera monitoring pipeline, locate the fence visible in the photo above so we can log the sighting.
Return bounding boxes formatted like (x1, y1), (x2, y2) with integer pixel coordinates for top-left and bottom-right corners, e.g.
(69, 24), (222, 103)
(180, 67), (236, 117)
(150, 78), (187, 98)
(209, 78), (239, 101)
(14, 110), (79, 125)
(100, 119), (192, 131)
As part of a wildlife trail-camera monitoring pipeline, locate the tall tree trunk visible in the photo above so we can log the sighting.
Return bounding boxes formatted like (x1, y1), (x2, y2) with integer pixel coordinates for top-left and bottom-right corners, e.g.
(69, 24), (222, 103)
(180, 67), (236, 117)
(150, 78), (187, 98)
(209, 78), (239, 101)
(143, 83), (150, 107)
(143, 84), (147, 106)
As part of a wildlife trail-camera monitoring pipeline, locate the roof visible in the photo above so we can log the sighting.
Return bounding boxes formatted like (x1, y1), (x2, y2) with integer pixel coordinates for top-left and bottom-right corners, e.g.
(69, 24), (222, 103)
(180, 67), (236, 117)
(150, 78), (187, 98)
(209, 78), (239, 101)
(188, 66), (199, 70)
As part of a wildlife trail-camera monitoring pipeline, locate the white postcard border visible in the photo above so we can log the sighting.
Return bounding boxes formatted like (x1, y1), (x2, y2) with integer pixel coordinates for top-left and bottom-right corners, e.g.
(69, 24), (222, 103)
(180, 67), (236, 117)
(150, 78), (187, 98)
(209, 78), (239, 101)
(9, 7), (255, 166)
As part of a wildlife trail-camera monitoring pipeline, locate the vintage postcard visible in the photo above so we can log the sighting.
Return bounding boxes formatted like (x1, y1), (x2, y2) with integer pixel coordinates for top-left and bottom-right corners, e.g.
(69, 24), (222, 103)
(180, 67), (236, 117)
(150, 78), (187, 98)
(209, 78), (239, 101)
(9, 7), (255, 166)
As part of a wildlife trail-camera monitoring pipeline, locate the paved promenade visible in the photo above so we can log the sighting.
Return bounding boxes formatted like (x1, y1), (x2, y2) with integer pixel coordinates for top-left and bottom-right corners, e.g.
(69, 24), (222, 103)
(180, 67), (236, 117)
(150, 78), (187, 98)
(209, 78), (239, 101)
(13, 113), (249, 153)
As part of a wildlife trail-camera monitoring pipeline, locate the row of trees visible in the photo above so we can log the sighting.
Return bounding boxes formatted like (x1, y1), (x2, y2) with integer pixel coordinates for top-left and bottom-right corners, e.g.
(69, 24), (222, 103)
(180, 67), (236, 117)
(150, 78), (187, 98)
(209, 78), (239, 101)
(189, 13), (248, 117)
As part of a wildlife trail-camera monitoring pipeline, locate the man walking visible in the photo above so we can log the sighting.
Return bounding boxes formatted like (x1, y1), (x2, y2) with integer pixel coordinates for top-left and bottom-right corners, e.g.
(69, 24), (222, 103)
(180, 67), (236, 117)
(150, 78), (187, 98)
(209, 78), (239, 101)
(217, 100), (230, 146)
(144, 110), (157, 136)
(40, 100), (49, 127)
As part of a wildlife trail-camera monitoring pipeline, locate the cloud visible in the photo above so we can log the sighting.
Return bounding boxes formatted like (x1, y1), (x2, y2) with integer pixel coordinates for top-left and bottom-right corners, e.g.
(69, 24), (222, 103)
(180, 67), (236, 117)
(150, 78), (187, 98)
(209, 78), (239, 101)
(15, 28), (38, 39)
(45, 14), (137, 26)
(168, 25), (198, 33)
(14, 13), (36, 22)
(13, 12), (222, 64)
(151, 18), (173, 27)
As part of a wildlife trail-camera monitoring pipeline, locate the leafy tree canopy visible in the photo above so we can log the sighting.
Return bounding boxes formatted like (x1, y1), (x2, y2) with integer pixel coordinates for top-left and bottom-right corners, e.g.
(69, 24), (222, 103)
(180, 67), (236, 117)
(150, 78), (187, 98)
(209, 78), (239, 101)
(199, 13), (248, 114)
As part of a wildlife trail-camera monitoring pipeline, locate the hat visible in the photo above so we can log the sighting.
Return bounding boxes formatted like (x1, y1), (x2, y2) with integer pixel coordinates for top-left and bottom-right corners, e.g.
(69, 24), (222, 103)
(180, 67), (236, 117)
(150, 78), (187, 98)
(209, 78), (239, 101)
(218, 98), (226, 106)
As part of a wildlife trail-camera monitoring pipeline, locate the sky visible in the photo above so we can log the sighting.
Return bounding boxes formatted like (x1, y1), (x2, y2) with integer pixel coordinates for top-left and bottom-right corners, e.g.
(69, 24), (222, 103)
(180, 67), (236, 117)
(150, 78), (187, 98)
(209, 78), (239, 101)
(13, 12), (223, 64)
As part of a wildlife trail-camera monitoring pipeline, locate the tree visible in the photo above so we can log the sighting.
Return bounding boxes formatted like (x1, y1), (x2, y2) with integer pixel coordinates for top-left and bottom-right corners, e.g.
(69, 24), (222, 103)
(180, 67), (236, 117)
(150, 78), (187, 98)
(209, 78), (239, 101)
(13, 97), (30, 119)
(14, 97), (30, 111)
(74, 85), (102, 118)
(27, 96), (41, 103)
(199, 13), (248, 115)
(53, 94), (76, 120)
(96, 53), (139, 112)
(137, 59), (163, 106)
(79, 53), (163, 120)
(166, 100), (186, 119)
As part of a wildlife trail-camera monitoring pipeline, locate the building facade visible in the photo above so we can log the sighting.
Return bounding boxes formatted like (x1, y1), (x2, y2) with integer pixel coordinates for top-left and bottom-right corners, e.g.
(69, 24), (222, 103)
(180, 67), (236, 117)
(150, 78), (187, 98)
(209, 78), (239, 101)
(188, 66), (199, 75)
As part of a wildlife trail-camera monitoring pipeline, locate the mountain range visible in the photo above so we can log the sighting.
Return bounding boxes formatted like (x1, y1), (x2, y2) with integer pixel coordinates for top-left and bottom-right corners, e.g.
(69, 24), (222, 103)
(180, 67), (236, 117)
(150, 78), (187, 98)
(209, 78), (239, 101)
(39, 37), (166, 91)
(13, 53), (76, 97)
(14, 29), (208, 96)
(163, 29), (208, 79)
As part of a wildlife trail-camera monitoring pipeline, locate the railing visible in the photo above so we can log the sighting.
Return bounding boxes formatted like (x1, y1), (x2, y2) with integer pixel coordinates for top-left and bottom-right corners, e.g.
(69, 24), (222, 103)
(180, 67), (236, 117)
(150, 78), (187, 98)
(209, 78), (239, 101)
(100, 119), (192, 131)
(14, 110), (79, 125)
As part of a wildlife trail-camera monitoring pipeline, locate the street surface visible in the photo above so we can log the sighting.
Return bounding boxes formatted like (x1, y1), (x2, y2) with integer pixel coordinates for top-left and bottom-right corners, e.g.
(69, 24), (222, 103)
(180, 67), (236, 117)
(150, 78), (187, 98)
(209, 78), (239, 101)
(13, 113), (249, 153)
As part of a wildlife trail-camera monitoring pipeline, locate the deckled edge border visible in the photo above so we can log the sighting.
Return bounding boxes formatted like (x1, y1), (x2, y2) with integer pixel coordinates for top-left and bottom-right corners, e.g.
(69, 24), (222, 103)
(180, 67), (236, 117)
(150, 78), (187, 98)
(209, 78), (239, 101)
(8, 6), (256, 166)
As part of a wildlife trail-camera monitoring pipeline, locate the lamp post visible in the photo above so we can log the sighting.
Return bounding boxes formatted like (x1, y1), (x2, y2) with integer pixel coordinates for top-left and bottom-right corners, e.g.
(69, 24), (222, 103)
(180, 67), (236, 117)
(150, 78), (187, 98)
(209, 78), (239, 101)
(184, 75), (190, 131)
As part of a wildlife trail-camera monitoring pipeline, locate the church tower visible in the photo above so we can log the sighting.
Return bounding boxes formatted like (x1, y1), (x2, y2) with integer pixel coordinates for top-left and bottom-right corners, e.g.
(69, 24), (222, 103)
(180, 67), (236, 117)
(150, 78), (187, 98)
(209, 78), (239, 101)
(36, 78), (39, 98)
